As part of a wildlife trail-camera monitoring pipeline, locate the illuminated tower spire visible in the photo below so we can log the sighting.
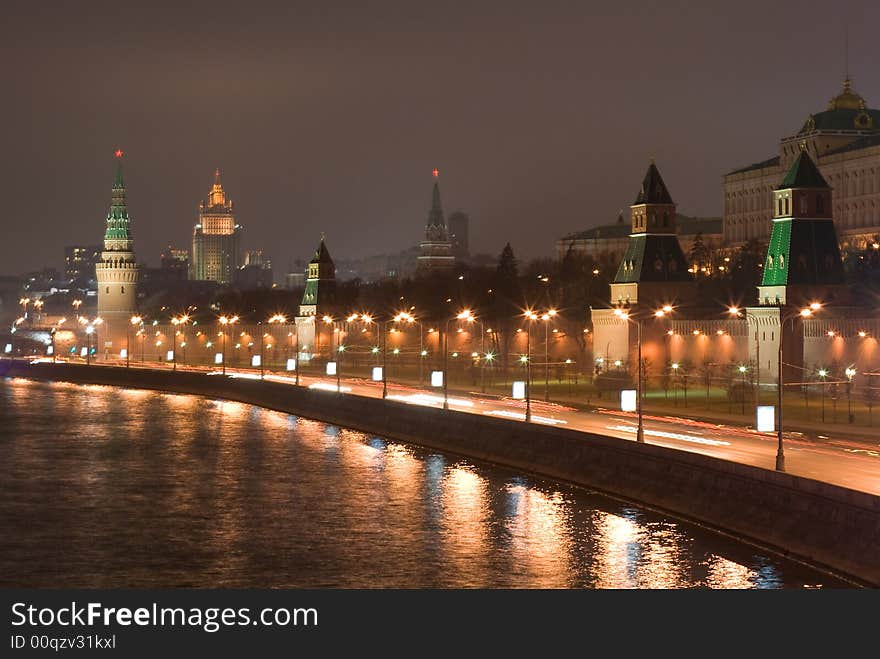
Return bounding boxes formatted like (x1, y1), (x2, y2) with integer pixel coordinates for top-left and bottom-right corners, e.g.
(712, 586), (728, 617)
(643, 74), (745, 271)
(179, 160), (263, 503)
(417, 167), (455, 274)
(96, 149), (140, 354)
(103, 150), (133, 250)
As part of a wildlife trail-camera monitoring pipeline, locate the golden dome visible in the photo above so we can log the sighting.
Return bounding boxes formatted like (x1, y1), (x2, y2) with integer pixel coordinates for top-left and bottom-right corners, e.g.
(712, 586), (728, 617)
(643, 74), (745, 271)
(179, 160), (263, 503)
(828, 77), (867, 111)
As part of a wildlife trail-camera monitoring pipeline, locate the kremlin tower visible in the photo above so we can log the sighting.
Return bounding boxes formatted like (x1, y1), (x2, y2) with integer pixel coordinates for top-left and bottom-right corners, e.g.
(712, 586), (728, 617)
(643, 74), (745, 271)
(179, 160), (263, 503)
(416, 169), (455, 274)
(95, 150), (139, 355)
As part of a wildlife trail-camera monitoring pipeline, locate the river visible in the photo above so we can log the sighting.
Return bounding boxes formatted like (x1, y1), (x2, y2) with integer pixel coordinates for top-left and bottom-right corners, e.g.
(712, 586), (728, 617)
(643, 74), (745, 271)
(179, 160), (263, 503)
(0, 378), (845, 588)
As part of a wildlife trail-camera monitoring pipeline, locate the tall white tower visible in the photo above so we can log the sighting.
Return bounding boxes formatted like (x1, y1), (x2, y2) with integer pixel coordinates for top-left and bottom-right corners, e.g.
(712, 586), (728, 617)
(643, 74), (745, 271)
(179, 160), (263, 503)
(95, 150), (139, 354)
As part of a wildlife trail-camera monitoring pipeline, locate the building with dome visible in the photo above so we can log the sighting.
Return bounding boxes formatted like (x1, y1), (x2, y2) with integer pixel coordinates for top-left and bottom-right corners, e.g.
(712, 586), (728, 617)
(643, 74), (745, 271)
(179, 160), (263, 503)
(724, 78), (880, 253)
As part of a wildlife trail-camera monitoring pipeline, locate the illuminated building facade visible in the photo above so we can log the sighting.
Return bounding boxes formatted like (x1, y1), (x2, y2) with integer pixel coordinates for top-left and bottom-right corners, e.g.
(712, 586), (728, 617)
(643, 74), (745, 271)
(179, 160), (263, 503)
(724, 78), (880, 253)
(191, 169), (242, 283)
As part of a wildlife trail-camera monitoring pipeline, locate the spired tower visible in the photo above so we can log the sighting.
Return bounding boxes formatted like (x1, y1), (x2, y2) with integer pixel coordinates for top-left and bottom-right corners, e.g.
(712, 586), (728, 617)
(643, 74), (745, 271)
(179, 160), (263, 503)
(95, 150), (139, 355)
(747, 148), (848, 381)
(295, 237), (337, 362)
(609, 161), (693, 306)
(757, 149), (846, 306)
(417, 169), (455, 274)
(190, 169), (242, 283)
(590, 161), (694, 364)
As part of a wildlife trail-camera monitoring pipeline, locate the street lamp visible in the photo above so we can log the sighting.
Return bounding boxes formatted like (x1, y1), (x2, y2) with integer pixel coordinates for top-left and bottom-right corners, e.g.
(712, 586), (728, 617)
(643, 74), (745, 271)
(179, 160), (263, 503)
(728, 306), (761, 410)
(444, 309), (474, 411)
(818, 368), (828, 422)
(540, 309), (558, 402)
(523, 310), (538, 422)
(218, 315), (239, 375)
(78, 315), (103, 365)
(268, 314), (287, 373)
(613, 307), (644, 443)
(128, 315), (142, 368)
(393, 310), (425, 386)
(776, 304), (819, 472)
(170, 314), (189, 372)
(738, 365), (748, 414)
(845, 366), (856, 423)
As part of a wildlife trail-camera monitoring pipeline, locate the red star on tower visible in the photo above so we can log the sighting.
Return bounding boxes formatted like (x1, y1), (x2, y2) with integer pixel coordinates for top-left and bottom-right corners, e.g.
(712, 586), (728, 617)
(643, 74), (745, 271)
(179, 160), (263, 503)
(432, 168), (439, 178)
(115, 149), (123, 158)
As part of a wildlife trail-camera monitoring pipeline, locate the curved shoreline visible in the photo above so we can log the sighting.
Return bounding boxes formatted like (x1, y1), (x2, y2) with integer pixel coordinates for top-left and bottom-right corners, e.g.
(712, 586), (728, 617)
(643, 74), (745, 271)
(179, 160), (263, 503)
(3, 360), (878, 587)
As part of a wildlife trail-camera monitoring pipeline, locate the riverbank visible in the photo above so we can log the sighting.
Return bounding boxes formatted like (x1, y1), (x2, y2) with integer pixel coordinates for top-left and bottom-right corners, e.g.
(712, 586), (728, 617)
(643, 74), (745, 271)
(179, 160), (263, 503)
(3, 360), (878, 586)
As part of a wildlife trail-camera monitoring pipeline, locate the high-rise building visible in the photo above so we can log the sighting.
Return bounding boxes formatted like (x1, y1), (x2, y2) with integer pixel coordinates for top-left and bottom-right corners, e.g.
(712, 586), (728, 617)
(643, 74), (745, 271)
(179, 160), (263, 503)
(190, 169), (242, 283)
(417, 169), (455, 274)
(95, 151), (139, 352)
(64, 245), (101, 288)
(447, 210), (470, 258)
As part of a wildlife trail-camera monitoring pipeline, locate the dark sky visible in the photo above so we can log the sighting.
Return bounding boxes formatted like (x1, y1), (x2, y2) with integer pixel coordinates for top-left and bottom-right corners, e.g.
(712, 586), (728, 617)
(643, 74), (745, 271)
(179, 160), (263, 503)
(1, 0), (875, 274)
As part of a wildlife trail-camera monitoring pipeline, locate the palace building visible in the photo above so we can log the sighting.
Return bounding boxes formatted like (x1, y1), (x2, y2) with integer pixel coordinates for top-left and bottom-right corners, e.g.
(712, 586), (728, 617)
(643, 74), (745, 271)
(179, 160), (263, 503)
(724, 78), (880, 253)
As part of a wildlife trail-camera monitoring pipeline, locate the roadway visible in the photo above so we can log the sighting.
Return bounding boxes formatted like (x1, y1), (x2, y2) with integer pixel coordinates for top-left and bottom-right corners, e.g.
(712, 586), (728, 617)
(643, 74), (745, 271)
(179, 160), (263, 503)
(27, 357), (880, 495)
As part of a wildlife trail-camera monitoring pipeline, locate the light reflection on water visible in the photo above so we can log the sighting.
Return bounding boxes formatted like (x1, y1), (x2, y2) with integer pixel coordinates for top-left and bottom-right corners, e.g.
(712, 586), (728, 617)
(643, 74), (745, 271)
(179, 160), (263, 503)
(0, 379), (844, 588)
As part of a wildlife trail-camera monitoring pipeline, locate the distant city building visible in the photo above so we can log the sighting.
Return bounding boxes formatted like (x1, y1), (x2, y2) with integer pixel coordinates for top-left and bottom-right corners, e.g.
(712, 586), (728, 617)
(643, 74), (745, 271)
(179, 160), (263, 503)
(64, 244), (101, 288)
(243, 250), (268, 267)
(447, 210), (470, 258)
(557, 214), (722, 263)
(157, 246), (189, 281)
(724, 78), (880, 253)
(417, 169), (455, 274)
(283, 258), (307, 289)
(95, 151), (139, 352)
(190, 169), (242, 283)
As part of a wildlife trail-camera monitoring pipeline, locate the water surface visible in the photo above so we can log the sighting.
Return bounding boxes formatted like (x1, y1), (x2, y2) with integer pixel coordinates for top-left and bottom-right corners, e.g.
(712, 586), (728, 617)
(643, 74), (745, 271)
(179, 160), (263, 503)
(0, 378), (844, 588)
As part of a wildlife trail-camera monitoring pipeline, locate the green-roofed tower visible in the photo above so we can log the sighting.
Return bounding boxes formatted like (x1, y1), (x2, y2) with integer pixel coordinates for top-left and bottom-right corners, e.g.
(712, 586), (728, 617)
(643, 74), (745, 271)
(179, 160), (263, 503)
(757, 148), (846, 306)
(95, 150), (140, 356)
(609, 161), (694, 306)
(298, 236), (337, 317)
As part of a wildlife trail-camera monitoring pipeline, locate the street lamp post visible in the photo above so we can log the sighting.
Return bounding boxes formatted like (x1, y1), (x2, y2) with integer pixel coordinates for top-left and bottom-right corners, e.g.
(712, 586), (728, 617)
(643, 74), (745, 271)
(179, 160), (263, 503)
(78, 315), (102, 366)
(776, 304), (819, 472)
(268, 314), (287, 374)
(845, 366), (856, 423)
(85, 325), (94, 365)
(729, 307), (761, 410)
(540, 309), (558, 402)
(614, 306), (669, 444)
(219, 315), (239, 375)
(818, 368), (828, 422)
(128, 316), (142, 368)
(524, 310), (539, 422)
(444, 310), (475, 411)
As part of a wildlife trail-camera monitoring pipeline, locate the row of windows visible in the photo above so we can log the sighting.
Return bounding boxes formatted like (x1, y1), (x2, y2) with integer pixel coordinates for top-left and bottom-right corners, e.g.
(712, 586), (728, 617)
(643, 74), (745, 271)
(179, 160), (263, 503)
(726, 168), (880, 214)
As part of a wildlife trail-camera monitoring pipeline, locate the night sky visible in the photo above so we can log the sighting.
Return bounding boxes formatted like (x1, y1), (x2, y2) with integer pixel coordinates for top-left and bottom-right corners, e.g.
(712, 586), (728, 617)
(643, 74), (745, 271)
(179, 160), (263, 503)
(1, 0), (875, 275)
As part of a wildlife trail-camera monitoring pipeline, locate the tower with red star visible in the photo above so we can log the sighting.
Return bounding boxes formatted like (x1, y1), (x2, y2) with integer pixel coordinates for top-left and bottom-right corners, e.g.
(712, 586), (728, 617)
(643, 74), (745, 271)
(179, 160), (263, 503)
(417, 168), (455, 274)
(95, 150), (140, 354)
